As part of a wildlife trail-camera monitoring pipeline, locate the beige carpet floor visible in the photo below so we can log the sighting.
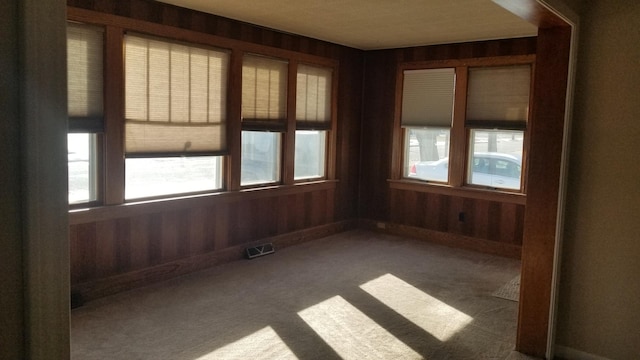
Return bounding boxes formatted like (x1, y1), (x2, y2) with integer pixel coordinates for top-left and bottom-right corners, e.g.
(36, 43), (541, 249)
(72, 230), (522, 359)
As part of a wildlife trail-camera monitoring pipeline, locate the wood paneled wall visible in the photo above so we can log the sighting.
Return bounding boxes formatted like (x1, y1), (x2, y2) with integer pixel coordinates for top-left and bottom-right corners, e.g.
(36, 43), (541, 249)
(70, 185), (341, 299)
(389, 189), (525, 245)
(67, 0), (363, 300)
(359, 37), (537, 250)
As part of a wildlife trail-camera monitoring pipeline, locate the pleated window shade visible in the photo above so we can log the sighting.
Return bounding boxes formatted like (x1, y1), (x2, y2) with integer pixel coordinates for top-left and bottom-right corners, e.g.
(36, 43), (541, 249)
(296, 64), (332, 130)
(466, 65), (531, 124)
(242, 54), (288, 122)
(401, 68), (455, 128)
(67, 22), (103, 124)
(124, 34), (229, 155)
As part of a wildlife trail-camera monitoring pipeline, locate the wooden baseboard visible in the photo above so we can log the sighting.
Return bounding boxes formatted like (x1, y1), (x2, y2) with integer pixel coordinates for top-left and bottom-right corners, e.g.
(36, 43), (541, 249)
(358, 219), (521, 259)
(73, 219), (357, 303)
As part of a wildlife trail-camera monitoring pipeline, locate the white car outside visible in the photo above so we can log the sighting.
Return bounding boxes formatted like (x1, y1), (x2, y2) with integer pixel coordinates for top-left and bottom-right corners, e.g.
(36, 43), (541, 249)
(413, 152), (522, 190)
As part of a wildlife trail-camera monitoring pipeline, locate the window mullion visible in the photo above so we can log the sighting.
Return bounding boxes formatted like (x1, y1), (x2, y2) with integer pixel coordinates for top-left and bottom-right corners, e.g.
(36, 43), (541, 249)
(104, 25), (126, 205)
(449, 66), (468, 188)
(283, 60), (297, 185)
(227, 49), (243, 191)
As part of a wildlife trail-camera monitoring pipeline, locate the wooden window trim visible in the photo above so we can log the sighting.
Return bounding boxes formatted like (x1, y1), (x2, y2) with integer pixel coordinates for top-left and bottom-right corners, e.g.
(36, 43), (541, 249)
(392, 55), (535, 196)
(67, 6), (339, 207)
(69, 180), (338, 225)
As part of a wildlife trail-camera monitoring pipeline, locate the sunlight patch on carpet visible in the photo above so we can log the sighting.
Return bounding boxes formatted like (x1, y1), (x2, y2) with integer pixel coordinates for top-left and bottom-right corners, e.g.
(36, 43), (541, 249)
(298, 295), (421, 359)
(360, 273), (473, 342)
(492, 275), (520, 302)
(196, 326), (298, 360)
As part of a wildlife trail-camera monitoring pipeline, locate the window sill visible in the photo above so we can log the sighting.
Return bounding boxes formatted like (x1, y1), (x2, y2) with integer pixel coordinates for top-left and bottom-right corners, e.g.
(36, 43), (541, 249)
(69, 180), (338, 225)
(388, 179), (526, 205)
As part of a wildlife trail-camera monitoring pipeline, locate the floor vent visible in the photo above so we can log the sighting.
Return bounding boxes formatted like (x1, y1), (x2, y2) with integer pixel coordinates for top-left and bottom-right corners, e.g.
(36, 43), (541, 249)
(246, 243), (275, 259)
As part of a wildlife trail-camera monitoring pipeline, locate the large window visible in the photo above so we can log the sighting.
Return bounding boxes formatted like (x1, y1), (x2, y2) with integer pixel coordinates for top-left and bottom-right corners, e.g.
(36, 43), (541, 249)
(401, 68), (455, 182)
(295, 64), (333, 180)
(241, 54), (287, 186)
(124, 33), (229, 199)
(67, 22), (104, 204)
(465, 65), (530, 191)
(66, 12), (338, 207)
(398, 61), (532, 193)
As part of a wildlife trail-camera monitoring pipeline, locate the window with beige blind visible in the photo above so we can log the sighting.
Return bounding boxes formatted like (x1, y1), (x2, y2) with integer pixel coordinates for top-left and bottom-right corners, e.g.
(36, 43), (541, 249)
(67, 22), (104, 205)
(295, 64), (333, 180)
(124, 33), (229, 199)
(401, 68), (455, 182)
(397, 60), (532, 193)
(466, 65), (530, 191)
(240, 54), (288, 186)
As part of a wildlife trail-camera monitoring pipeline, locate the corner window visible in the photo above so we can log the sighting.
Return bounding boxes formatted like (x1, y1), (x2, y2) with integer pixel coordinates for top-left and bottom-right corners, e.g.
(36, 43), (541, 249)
(68, 133), (99, 204)
(295, 64), (333, 180)
(400, 68), (455, 182)
(295, 130), (327, 180)
(241, 54), (287, 186)
(123, 33), (229, 200)
(465, 65), (530, 191)
(241, 131), (281, 186)
(67, 22), (104, 205)
(396, 60), (532, 193)
(468, 130), (523, 190)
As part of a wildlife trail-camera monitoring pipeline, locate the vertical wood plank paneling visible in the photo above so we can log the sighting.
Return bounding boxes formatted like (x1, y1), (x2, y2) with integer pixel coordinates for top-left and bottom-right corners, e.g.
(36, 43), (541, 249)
(326, 187), (335, 224)
(265, 196), (279, 237)
(160, 211), (180, 262)
(515, 205), (525, 245)
(189, 207), (207, 255)
(500, 203), (517, 244)
(310, 190), (327, 227)
(437, 194), (450, 232)
(213, 203), (230, 251)
(277, 194), (292, 234)
(404, 189), (419, 227)
(294, 192), (306, 231)
(70, 223), (97, 284)
(487, 201), (502, 242)
(203, 205), (217, 252)
(176, 210), (190, 257)
(114, 218), (131, 272)
(473, 199), (490, 239)
(129, 215), (150, 270)
(95, 219), (117, 277)
(147, 213), (163, 265)
(447, 196), (464, 234)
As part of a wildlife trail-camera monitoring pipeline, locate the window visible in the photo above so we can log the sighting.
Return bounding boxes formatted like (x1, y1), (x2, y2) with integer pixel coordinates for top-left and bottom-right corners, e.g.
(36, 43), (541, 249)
(465, 65), (530, 191)
(400, 68), (455, 182)
(241, 54), (287, 186)
(124, 33), (229, 199)
(295, 64), (332, 180)
(67, 22), (104, 204)
(397, 60), (532, 193)
(67, 12), (339, 207)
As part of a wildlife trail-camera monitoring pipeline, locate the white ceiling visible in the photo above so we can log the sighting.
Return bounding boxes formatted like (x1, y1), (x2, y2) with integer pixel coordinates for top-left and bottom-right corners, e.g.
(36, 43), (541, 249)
(156, 0), (538, 50)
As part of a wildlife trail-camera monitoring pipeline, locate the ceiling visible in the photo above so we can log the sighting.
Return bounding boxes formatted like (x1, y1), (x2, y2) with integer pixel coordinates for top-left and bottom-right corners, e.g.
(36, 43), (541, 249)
(156, 0), (538, 50)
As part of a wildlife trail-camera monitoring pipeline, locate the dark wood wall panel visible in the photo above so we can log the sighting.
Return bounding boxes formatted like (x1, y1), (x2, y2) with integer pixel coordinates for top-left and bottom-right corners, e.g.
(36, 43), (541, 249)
(388, 189), (525, 246)
(70, 187), (340, 288)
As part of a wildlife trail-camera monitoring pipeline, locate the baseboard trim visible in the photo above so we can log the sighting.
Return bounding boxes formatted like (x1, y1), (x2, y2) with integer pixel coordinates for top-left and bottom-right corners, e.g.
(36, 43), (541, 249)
(359, 219), (521, 259)
(73, 219), (357, 303)
(554, 345), (611, 360)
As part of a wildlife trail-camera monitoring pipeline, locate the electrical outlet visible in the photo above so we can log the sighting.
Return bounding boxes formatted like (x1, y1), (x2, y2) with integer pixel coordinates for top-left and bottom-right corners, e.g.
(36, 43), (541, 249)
(376, 222), (386, 229)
